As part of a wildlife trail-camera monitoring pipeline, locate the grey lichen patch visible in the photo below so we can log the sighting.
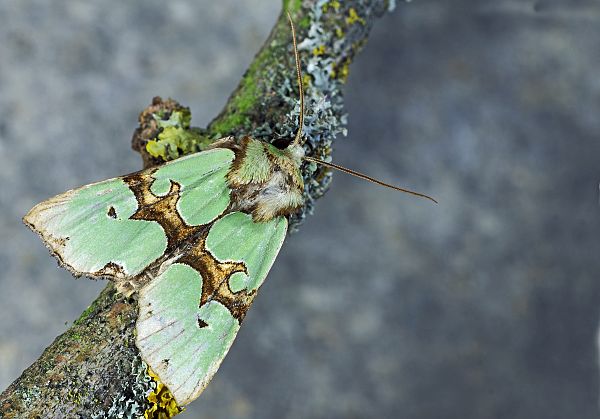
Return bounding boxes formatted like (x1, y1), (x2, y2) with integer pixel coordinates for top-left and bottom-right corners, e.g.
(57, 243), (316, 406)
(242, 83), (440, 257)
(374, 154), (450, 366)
(282, 0), (390, 229)
(92, 357), (153, 419)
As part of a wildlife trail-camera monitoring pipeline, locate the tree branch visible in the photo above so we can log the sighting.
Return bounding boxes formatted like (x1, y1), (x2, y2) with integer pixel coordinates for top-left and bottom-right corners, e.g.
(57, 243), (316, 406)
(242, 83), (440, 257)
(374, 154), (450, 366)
(0, 1), (393, 417)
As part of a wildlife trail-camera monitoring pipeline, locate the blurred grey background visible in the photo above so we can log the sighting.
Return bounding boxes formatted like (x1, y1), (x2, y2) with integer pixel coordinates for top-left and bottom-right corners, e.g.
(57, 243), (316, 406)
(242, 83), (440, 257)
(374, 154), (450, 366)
(1, 1), (599, 418)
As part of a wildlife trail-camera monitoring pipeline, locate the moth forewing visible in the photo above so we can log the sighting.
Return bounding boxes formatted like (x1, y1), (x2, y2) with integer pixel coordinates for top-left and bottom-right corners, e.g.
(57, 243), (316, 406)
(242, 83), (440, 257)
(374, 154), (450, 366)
(23, 148), (236, 284)
(23, 176), (168, 281)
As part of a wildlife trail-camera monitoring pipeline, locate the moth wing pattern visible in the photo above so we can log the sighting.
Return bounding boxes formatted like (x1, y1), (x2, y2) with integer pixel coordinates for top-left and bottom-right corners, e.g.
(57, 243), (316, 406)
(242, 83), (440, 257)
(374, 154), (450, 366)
(136, 213), (288, 406)
(25, 143), (291, 406)
(23, 148), (235, 282)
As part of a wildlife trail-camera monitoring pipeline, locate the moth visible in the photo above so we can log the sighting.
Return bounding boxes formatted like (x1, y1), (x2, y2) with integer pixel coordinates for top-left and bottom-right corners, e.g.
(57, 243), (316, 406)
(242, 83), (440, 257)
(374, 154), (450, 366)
(23, 14), (435, 408)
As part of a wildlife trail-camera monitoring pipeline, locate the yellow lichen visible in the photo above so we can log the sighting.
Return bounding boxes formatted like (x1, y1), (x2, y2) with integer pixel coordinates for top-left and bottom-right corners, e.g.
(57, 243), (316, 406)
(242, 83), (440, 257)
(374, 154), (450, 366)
(346, 8), (366, 26)
(312, 45), (326, 56)
(335, 27), (344, 38)
(302, 74), (312, 89)
(145, 110), (210, 161)
(144, 367), (183, 419)
(322, 0), (340, 12)
(331, 60), (350, 82)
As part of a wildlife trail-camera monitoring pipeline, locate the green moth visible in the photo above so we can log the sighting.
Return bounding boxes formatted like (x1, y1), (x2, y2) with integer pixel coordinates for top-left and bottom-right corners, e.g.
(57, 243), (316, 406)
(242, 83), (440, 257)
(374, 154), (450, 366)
(25, 135), (302, 406)
(23, 14), (435, 408)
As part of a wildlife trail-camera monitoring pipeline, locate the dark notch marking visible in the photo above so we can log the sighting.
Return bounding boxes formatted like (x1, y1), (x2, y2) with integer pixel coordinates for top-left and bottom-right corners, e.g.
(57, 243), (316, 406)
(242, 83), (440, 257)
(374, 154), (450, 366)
(107, 206), (117, 219)
(93, 261), (126, 278)
(122, 170), (256, 322)
(197, 318), (208, 328)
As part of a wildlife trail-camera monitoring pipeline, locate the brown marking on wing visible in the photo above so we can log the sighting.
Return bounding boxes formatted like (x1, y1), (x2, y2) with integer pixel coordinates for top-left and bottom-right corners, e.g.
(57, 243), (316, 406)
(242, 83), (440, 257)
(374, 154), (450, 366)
(93, 261), (126, 278)
(123, 172), (201, 252)
(44, 233), (69, 254)
(179, 233), (254, 323)
(122, 170), (255, 323)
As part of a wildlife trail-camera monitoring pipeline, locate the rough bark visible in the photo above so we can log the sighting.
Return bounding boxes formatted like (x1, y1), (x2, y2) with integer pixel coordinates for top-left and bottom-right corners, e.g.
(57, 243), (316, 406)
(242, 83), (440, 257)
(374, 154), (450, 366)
(0, 1), (393, 417)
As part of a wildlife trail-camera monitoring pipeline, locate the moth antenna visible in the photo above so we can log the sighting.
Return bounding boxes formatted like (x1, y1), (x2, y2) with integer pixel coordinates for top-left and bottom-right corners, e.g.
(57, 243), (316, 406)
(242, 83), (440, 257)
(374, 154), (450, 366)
(303, 155), (438, 204)
(287, 11), (304, 146)
(287, 12), (434, 204)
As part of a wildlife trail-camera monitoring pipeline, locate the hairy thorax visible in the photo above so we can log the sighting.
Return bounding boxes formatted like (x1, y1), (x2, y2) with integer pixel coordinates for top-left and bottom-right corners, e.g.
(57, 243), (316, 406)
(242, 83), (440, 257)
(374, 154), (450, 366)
(221, 137), (305, 222)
